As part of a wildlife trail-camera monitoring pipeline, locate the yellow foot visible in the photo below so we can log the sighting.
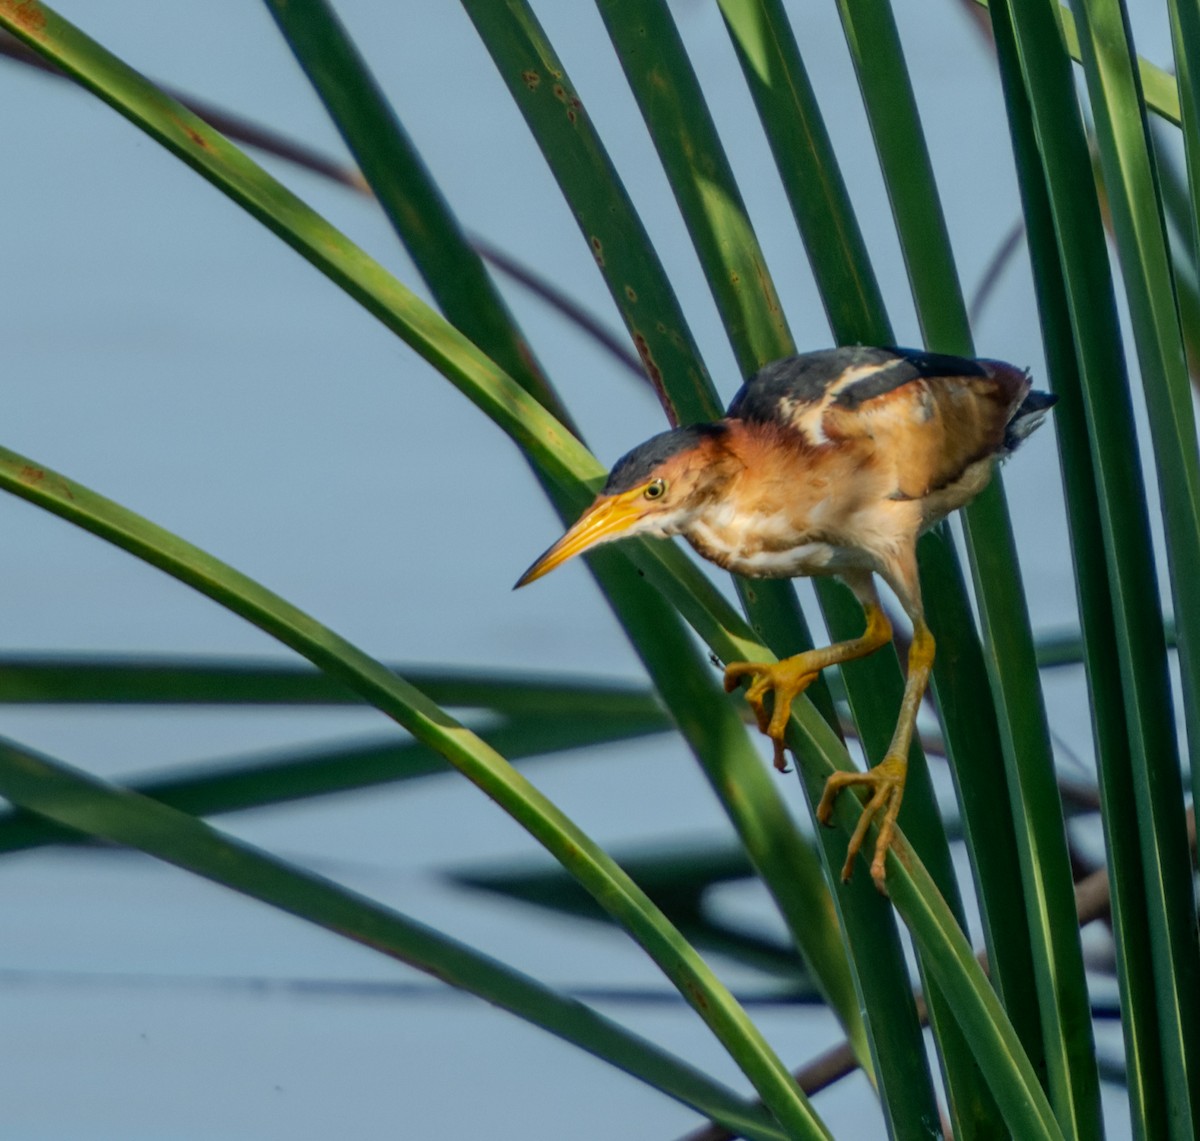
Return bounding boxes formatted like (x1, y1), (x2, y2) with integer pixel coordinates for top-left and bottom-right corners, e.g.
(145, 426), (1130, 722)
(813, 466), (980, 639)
(816, 755), (907, 893)
(722, 656), (820, 772)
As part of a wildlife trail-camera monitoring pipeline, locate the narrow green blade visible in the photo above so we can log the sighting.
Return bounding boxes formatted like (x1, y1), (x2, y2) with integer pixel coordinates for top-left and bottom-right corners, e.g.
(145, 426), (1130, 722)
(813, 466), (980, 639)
(718, 0), (1058, 1130)
(0, 440), (827, 1137)
(594, 1), (952, 1130)
(595, 0), (791, 376)
(716, 0), (890, 346)
(0, 420), (1061, 1140)
(718, 6), (1041, 1063)
(0, 709), (672, 855)
(0, 736), (789, 1141)
(459, 844), (815, 983)
(457, 0), (719, 427)
(265, 0), (873, 1067)
(262, 0), (568, 422)
(997, 0), (1194, 1133)
(457, 0), (876, 1072)
(0, 654), (661, 713)
(1060, 0), (1200, 1131)
(0, 8), (1070, 1133)
(973, 0), (1182, 125)
(1165, 0), (1200, 782)
(835, 1), (1098, 1132)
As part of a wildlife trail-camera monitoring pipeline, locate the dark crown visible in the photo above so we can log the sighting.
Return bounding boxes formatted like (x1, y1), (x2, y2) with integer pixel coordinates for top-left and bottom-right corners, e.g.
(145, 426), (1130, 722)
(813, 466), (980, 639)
(604, 423), (728, 494)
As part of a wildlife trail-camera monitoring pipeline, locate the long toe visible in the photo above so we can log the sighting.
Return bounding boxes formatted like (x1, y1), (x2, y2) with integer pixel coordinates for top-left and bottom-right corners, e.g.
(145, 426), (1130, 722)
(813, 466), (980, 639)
(723, 661), (776, 735)
(724, 657), (819, 768)
(743, 677), (775, 736)
(768, 730), (790, 773)
(722, 659), (758, 693)
(816, 757), (907, 892)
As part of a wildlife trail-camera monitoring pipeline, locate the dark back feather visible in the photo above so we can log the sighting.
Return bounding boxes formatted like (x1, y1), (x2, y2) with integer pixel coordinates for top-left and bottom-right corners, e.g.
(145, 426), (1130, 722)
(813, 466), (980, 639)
(727, 347), (897, 422)
(727, 347), (993, 427)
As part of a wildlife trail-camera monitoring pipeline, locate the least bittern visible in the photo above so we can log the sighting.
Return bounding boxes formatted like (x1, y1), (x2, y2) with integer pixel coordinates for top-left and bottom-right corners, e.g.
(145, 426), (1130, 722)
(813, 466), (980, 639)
(516, 346), (1056, 891)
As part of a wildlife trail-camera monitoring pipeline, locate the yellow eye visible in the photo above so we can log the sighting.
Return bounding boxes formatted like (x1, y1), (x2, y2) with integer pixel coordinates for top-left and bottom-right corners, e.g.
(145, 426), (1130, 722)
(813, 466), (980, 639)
(644, 478), (666, 500)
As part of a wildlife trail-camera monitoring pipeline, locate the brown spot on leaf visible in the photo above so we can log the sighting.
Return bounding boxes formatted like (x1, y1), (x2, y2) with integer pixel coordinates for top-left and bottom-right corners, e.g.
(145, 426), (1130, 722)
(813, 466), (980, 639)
(683, 977), (710, 1012)
(0, 1), (46, 34)
(590, 236), (604, 267)
(551, 83), (583, 124)
(521, 69), (540, 90)
(17, 465), (72, 499)
(182, 123), (211, 151)
(755, 260), (780, 313)
(624, 285), (637, 303)
(632, 332), (666, 407)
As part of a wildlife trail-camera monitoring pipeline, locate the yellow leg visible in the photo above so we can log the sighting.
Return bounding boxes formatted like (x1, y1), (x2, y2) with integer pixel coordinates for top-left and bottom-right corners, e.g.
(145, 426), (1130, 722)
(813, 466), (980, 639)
(723, 601), (893, 772)
(816, 620), (935, 893)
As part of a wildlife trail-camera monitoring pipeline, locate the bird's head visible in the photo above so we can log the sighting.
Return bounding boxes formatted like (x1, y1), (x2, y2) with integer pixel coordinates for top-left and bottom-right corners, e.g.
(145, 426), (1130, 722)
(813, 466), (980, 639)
(515, 422), (733, 588)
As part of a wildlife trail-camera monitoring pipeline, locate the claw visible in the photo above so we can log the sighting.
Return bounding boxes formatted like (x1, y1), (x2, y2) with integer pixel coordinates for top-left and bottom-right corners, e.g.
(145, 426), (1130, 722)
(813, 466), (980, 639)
(723, 656), (820, 774)
(816, 755), (907, 893)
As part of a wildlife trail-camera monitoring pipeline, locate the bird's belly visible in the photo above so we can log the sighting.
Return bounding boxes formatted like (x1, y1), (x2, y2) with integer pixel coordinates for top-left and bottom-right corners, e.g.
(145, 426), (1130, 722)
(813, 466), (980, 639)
(732, 542), (869, 579)
(682, 487), (924, 582)
(686, 528), (872, 580)
(918, 457), (996, 530)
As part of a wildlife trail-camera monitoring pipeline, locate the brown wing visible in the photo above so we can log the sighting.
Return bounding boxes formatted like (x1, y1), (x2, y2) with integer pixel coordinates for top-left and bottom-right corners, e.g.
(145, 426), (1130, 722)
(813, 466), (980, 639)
(819, 354), (1030, 500)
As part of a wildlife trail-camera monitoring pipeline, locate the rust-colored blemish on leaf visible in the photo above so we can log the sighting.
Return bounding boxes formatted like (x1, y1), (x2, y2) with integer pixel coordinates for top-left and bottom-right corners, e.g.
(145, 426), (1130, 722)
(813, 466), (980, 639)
(0, 1), (46, 34)
(632, 333), (677, 424)
(551, 83), (583, 124)
(632, 332), (664, 393)
(17, 465), (72, 499)
(624, 285), (637, 303)
(589, 236), (604, 268)
(521, 69), (540, 91)
(182, 122), (212, 151)
(682, 976), (710, 1012)
(755, 260), (781, 314)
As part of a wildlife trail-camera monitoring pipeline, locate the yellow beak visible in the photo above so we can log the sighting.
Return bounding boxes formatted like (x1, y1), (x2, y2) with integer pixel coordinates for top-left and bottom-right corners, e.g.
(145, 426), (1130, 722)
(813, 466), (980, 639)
(515, 491), (648, 588)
